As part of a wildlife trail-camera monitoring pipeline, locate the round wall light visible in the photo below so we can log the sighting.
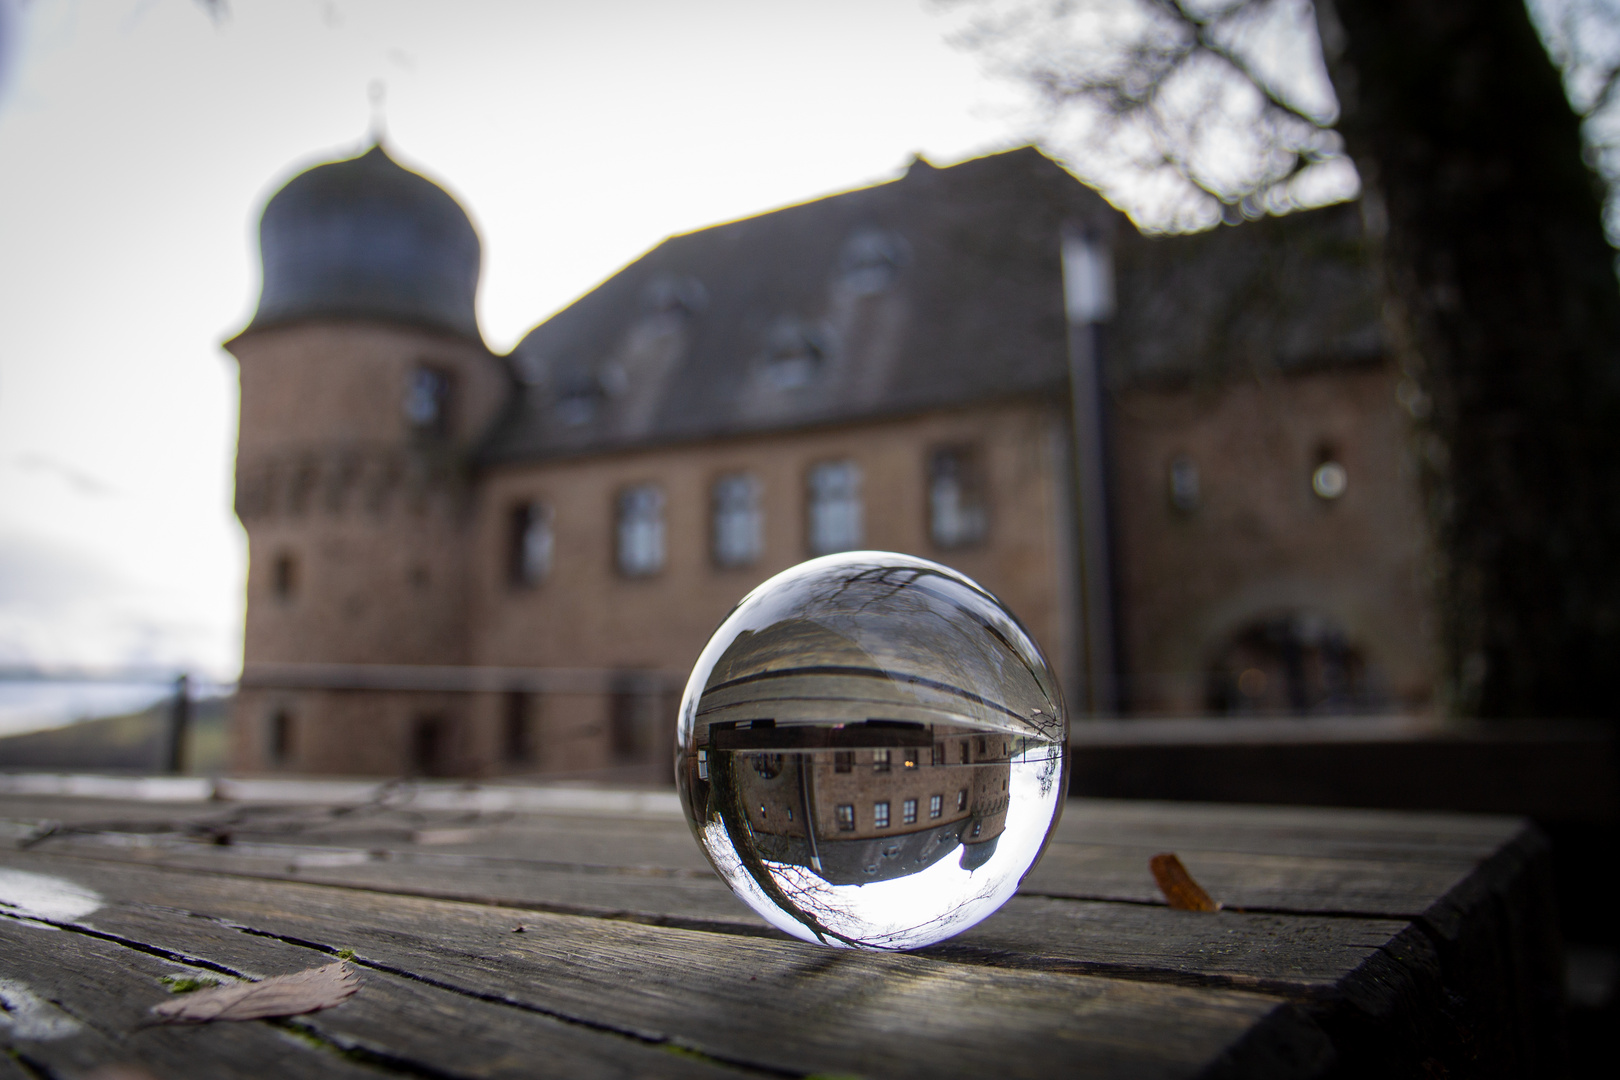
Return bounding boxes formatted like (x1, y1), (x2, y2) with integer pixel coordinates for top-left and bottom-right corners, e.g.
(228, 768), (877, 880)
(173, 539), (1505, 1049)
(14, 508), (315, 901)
(1312, 461), (1348, 500)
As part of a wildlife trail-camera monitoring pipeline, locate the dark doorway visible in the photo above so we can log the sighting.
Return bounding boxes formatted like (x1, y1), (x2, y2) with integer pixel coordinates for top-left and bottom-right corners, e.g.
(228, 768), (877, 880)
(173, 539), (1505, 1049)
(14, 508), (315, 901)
(1206, 614), (1374, 716)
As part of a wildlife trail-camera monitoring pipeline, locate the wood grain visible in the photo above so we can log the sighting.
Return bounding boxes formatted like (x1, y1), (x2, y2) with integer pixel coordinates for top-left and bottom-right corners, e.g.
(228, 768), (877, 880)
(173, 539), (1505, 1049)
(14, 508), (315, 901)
(0, 791), (1564, 1078)
(0, 850), (1324, 1080)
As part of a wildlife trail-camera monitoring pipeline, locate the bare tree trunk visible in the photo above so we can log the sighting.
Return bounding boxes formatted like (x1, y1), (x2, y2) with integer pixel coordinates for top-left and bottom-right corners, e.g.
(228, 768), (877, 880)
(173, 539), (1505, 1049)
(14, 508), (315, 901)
(1323, 0), (1620, 718)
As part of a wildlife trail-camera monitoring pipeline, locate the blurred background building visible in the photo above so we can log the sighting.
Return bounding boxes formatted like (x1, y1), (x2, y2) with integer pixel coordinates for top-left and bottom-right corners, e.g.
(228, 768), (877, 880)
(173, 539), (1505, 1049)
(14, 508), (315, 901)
(227, 140), (1429, 779)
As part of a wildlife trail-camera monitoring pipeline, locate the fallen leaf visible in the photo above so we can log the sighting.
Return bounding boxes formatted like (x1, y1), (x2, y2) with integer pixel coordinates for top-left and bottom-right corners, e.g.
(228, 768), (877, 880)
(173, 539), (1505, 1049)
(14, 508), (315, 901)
(1150, 853), (1220, 912)
(150, 963), (359, 1023)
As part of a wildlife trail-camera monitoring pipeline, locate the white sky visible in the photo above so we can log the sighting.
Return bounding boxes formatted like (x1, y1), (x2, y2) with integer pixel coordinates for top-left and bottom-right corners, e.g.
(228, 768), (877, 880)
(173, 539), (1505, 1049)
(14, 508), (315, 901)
(0, 0), (1028, 731)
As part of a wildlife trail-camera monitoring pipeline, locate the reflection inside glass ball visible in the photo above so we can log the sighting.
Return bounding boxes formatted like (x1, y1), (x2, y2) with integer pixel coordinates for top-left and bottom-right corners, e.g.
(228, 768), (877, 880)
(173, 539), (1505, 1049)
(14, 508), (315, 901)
(676, 552), (1068, 950)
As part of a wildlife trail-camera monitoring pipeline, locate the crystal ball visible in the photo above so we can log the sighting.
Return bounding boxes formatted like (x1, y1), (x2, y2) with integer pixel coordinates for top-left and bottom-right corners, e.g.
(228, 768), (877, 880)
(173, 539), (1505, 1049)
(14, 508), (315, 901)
(675, 551), (1068, 949)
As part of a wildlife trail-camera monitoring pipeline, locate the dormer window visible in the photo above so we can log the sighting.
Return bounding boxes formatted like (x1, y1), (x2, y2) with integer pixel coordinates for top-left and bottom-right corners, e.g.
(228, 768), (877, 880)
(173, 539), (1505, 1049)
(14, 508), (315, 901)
(554, 365), (603, 426)
(405, 365), (452, 435)
(642, 273), (708, 318)
(838, 229), (910, 296)
(763, 320), (831, 390)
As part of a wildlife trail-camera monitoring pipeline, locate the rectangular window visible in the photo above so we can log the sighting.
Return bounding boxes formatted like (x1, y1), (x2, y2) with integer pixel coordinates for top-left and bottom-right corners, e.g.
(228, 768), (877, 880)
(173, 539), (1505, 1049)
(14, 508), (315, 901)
(616, 484), (666, 576)
(835, 804), (855, 831)
(872, 748), (891, 773)
(932, 742), (944, 766)
(503, 692), (533, 763)
(929, 445), (988, 548)
(712, 472), (763, 567)
(404, 365), (453, 436)
(873, 801), (891, 829)
(272, 552), (297, 601)
(413, 715), (448, 777)
(957, 789), (968, 812)
(268, 709), (294, 766)
(929, 794), (943, 818)
(903, 750), (917, 769)
(610, 676), (656, 762)
(508, 501), (554, 587)
(807, 459), (862, 554)
(834, 751), (853, 773)
(903, 798), (918, 825)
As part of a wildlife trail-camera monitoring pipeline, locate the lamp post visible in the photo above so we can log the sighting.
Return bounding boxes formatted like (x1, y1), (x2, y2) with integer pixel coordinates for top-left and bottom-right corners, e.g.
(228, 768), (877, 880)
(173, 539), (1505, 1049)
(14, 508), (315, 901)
(1061, 228), (1119, 716)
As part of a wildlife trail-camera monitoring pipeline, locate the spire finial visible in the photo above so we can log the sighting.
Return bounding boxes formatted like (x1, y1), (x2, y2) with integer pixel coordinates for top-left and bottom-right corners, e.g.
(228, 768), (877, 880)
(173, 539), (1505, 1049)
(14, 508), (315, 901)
(367, 79), (387, 144)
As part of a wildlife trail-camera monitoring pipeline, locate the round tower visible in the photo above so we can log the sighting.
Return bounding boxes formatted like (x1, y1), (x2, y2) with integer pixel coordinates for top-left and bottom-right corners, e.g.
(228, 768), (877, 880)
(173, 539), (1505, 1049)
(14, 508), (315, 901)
(225, 142), (505, 775)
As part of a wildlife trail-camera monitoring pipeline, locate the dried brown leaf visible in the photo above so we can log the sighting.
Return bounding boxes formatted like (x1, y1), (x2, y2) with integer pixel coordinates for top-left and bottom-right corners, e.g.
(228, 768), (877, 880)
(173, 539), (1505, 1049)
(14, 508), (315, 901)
(1150, 853), (1220, 912)
(150, 962), (359, 1023)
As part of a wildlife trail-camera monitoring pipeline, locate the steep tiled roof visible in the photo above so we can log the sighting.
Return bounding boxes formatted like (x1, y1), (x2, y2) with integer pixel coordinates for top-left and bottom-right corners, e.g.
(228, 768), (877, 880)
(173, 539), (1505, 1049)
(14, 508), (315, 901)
(481, 147), (1383, 464)
(1110, 201), (1382, 389)
(482, 148), (1109, 463)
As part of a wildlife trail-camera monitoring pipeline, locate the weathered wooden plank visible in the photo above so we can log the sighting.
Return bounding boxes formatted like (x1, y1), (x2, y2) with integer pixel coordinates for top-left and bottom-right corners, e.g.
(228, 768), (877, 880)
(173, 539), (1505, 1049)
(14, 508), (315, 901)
(0, 916), (381, 1080)
(14, 840), (1419, 995)
(0, 793), (1527, 866)
(0, 850), (1329, 1080)
(0, 793), (1566, 1078)
(20, 817), (1488, 922)
(1, 894), (752, 1080)
(939, 896), (1407, 993)
(1022, 845), (1478, 917)
(1048, 799), (1524, 862)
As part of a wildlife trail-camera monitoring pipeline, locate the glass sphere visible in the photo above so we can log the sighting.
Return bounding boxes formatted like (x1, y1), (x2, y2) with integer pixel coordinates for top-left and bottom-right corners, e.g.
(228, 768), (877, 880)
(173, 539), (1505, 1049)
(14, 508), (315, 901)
(675, 551), (1068, 950)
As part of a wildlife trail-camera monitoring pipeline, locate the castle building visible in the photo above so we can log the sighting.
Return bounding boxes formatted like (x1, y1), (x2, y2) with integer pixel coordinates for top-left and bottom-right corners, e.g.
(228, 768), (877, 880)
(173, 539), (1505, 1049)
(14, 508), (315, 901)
(227, 141), (1432, 779)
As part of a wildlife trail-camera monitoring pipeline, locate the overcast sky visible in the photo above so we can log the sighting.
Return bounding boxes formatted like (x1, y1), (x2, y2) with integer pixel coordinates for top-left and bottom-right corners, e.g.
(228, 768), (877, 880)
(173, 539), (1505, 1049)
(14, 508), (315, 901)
(0, 0), (1028, 731)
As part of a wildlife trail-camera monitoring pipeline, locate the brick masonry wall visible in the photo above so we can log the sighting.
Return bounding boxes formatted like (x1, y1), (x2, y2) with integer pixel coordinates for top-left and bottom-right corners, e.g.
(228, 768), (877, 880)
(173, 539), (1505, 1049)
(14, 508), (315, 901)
(1110, 362), (1433, 713)
(467, 399), (1075, 682)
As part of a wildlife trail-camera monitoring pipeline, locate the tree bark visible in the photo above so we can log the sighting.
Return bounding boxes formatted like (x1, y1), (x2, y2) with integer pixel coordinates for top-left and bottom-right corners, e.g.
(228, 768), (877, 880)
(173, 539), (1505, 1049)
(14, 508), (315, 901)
(1323, 0), (1620, 718)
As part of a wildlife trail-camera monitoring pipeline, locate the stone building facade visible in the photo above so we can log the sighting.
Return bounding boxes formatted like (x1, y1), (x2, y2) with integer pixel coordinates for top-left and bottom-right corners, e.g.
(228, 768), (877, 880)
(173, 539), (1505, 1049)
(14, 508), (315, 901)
(227, 141), (1431, 778)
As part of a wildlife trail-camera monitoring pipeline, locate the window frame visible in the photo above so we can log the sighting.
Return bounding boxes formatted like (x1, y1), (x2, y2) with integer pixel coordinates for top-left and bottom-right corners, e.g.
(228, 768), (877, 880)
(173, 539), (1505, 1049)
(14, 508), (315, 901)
(806, 458), (863, 555)
(404, 363), (454, 438)
(928, 443), (989, 550)
(615, 483), (667, 578)
(508, 500), (555, 589)
(711, 471), (763, 569)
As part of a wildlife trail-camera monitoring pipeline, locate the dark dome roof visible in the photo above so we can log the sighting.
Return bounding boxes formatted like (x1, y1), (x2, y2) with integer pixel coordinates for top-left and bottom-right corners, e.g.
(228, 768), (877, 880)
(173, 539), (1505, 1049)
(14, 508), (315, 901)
(245, 144), (482, 341)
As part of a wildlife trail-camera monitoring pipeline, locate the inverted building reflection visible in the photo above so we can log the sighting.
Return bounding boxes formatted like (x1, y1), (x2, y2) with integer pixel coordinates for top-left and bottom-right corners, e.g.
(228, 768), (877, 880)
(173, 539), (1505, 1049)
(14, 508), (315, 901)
(699, 720), (1013, 885)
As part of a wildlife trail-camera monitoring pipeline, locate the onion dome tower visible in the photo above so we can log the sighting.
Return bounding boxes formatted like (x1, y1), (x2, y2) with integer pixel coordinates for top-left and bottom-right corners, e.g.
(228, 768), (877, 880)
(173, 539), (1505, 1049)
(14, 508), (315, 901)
(246, 144), (483, 341)
(226, 142), (506, 777)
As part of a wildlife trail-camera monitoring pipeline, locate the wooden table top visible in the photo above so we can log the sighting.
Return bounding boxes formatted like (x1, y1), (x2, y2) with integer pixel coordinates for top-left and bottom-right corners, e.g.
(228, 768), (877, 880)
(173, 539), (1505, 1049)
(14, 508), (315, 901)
(0, 781), (1565, 1078)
